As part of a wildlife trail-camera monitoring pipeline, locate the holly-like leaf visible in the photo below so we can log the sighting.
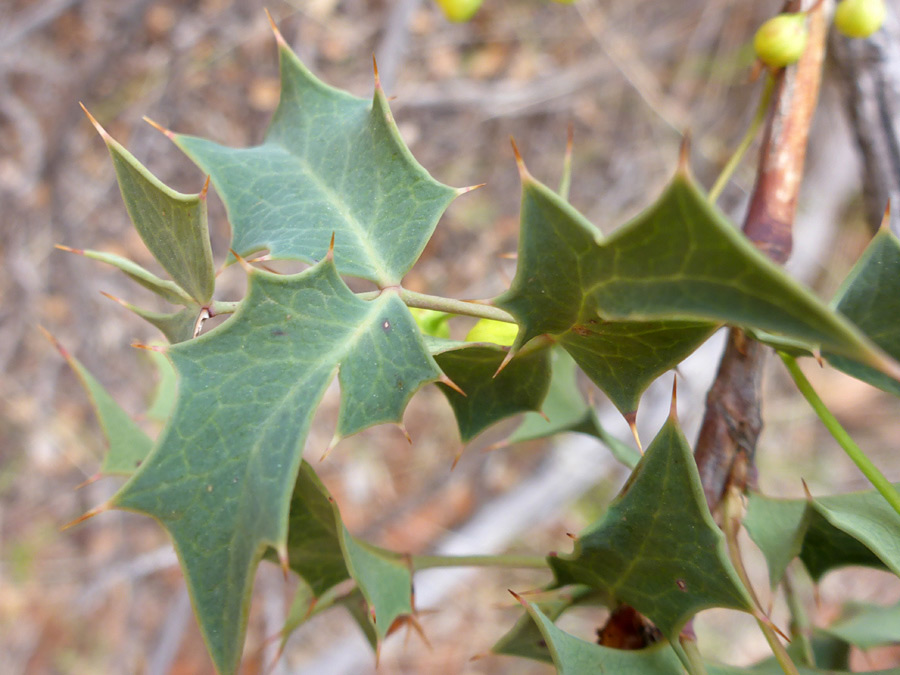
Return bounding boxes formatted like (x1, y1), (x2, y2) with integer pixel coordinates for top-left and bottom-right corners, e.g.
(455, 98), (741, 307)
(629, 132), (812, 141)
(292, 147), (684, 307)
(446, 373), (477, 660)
(822, 601), (900, 650)
(339, 526), (413, 642)
(84, 107), (215, 305)
(272, 461), (350, 596)
(497, 166), (898, 414)
(492, 586), (597, 663)
(827, 224), (900, 396)
(435, 344), (552, 443)
(745, 488), (900, 586)
(110, 255), (439, 675)
(508, 348), (641, 468)
(549, 411), (753, 640)
(173, 35), (457, 286)
(516, 599), (684, 674)
(145, 348), (177, 423)
(46, 331), (152, 476)
(276, 462), (411, 651)
(59, 247), (195, 306)
(105, 295), (198, 344)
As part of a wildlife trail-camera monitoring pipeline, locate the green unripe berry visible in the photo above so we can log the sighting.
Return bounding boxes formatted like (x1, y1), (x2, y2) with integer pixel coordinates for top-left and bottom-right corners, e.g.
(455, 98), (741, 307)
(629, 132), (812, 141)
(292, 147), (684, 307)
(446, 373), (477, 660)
(434, 0), (483, 23)
(834, 0), (886, 39)
(465, 318), (518, 347)
(410, 308), (451, 339)
(753, 13), (808, 69)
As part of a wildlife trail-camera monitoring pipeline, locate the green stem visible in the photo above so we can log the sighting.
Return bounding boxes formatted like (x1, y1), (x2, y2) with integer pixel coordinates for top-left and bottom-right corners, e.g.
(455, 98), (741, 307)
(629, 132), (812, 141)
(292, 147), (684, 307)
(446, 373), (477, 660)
(412, 554), (549, 571)
(779, 353), (900, 518)
(398, 288), (516, 323)
(783, 569), (814, 666)
(722, 488), (799, 675)
(708, 74), (776, 204)
(679, 636), (708, 675)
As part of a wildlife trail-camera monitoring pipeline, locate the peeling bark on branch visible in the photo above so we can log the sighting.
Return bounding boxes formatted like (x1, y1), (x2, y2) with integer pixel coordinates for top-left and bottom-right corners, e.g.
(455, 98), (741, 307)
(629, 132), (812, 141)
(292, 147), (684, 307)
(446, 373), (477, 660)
(694, 0), (829, 511)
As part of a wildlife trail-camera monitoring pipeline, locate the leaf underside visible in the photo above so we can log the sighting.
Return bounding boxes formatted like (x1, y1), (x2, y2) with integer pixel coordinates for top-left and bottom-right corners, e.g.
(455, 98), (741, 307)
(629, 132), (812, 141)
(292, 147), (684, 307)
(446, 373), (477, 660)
(174, 41), (457, 286)
(111, 257), (437, 674)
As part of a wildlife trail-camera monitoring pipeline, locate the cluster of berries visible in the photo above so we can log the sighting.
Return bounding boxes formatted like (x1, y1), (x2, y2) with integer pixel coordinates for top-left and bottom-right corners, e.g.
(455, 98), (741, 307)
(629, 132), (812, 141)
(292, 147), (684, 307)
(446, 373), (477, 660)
(754, 0), (886, 69)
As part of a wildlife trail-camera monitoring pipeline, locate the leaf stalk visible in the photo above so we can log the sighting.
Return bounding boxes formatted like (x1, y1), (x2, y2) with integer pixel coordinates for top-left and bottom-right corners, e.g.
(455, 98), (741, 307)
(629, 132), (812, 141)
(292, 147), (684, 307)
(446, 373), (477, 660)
(779, 353), (900, 518)
(412, 554), (549, 571)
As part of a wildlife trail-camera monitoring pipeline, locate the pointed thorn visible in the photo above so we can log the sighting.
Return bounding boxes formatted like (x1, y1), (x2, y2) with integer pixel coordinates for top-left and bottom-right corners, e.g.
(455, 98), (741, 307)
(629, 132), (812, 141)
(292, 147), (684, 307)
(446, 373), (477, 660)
(79, 103), (112, 142)
(565, 121), (574, 157)
(509, 137), (532, 181)
(538, 409), (550, 423)
(508, 589), (526, 606)
(229, 248), (255, 274)
(99, 290), (130, 309)
(498, 251), (518, 260)
(678, 131), (692, 174)
(142, 115), (175, 140)
(320, 435), (340, 462)
(565, 532), (577, 540)
(406, 615), (431, 649)
(880, 201), (891, 231)
(131, 341), (166, 353)
(54, 243), (84, 255)
(277, 545), (290, 582)
(812, 349), (824, 368)
(438, 373), (466, 397)
(451, 446), (465, 471)
(669, 375), (678, 420)
(74, 472), (102, 490)
(397, 423), (412, 445)
(801, 478), (813, 502)
(60, 502), (109, 531)
(482, 438), (510, 453)
(372, 55), (381, 89)
(264, 8), (288, 48)
(200, 175), (210, 201)
(624, 411), (643, 453)
(493, 348), (517, 378)
(326, 233), (336, 262)
(38, 325), (71, 361)
(193, 308), (209, 339)
(456, 183), (486, 196)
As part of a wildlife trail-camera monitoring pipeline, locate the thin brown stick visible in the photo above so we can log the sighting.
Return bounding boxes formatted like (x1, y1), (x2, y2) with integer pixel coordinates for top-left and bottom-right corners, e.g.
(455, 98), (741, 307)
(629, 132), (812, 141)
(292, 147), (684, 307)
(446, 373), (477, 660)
(694, 0), (829, 511)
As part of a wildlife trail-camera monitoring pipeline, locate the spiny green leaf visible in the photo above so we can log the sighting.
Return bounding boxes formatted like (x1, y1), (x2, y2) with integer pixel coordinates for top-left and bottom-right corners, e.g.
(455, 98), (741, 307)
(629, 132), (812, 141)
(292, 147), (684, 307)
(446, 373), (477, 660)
(549, 412), (753, 640)
(508, 348), (641, 468)
(516, 599), (684, 674)
(106, 295), (198, 344)
(338, 527), (412, 642)
(492, 586), (598, 663)
(85, 107), (215, 305)
(145, 348), (177, 423)
(173, 38), (457, 286)
(111, 256), (439, 675)
(821, 601), (900, 650)
(48, 332), (152, 476)
(827, 224), (900, 396)
(497, 169), (898, 414)
(745, 488), (900, 586)
(435, 344), (551, 443)
(270, 462), (349, 596)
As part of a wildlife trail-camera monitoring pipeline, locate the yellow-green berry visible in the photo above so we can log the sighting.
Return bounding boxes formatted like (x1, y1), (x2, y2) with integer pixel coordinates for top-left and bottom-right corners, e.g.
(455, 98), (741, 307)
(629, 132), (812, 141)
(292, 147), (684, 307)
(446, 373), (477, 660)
(465, 318), (518, 347)
(435, 0), (483, 23)
(753, 13), (808, 69)
(834, 0), (886, 39)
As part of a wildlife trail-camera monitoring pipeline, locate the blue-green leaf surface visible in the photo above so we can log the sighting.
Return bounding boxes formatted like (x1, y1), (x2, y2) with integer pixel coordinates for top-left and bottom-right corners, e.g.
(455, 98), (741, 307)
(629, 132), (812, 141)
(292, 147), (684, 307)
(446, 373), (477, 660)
(173, 39), (457, 286)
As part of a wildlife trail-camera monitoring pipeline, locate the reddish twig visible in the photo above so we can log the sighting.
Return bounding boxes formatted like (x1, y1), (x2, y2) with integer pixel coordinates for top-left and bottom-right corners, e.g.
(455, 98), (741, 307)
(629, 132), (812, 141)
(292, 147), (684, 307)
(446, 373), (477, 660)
(694, 0), (829, 511)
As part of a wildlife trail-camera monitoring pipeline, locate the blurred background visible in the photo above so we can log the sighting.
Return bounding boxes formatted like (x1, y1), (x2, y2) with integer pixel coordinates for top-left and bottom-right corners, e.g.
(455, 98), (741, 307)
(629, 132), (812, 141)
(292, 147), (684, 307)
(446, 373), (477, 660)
(3, 0), (900, 672)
